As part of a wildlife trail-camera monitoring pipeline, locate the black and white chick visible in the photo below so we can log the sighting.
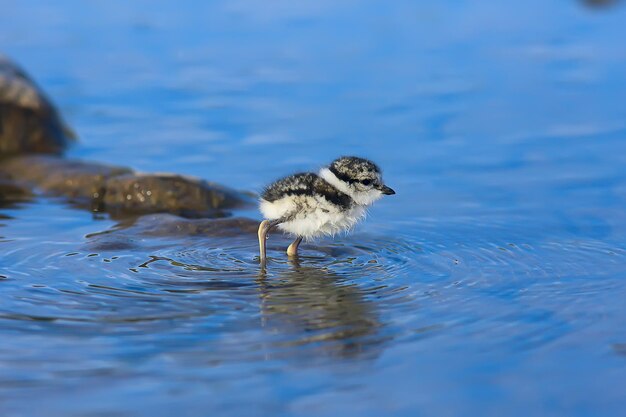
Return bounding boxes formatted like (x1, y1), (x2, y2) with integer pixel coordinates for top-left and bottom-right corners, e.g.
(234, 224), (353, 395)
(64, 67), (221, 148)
(258, 156), (395, 261)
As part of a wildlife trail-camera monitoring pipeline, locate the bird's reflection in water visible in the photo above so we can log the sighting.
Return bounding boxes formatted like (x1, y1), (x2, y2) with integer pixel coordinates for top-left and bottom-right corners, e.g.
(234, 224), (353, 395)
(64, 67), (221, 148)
(257, 259), (386, 360)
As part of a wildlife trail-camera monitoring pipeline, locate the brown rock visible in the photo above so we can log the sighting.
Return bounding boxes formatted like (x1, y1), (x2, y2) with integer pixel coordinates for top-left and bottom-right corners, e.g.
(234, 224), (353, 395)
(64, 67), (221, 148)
(103, 173), (253, 216)
(0, 155), (131, 207)
(0, 172), (31, 206)
(0, 55), (75, 155)
(0, 157), (253, 217)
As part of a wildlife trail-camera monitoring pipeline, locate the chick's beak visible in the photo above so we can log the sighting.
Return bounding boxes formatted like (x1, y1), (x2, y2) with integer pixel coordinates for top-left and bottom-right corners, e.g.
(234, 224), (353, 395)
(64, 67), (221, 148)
(380, 185), (396, 195)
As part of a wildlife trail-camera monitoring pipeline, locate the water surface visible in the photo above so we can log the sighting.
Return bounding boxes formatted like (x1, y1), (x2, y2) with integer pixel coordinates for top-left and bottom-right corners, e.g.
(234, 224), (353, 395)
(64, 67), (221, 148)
(1, 1), (626, 416)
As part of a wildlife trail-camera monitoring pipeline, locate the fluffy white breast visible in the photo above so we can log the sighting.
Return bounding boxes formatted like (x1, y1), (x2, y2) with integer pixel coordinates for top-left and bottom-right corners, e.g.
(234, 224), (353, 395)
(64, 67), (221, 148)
(259, 194), (367, 239)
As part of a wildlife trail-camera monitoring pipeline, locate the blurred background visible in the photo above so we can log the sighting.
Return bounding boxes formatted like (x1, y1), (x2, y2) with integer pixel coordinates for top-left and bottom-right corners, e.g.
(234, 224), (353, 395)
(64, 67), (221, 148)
(1, 1), (626, 416)
(3, 0), (626, 223)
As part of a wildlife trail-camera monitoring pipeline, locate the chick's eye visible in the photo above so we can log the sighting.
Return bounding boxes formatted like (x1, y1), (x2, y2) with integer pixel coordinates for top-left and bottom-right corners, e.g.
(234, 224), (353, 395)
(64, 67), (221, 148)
(361, 179), (372, 186)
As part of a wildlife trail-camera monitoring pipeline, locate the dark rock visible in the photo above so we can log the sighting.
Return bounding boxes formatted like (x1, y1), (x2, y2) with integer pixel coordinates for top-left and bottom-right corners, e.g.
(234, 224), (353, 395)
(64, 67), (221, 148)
(0, 155), (254, 216)
(0, 155), (131, 207)
(103, 173), (253, 216)
(0, 55), (75, 155)
(0, 172), (32, 206)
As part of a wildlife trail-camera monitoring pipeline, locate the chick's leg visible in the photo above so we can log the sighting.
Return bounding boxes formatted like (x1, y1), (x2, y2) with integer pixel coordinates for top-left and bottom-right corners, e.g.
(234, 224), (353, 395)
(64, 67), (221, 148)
(287, 236), (303, 257)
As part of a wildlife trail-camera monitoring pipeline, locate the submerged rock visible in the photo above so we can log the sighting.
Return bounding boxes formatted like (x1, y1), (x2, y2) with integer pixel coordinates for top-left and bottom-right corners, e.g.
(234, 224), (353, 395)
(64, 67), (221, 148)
(85, 214), (259, 251)
(112, 213), (260, 237)
(0, 55), (75, 155)
(0, 155), (254, 216)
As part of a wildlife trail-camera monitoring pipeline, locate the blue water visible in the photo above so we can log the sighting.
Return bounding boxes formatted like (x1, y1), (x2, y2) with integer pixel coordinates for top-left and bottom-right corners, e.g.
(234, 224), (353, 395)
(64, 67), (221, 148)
(1, 1), (626, 416)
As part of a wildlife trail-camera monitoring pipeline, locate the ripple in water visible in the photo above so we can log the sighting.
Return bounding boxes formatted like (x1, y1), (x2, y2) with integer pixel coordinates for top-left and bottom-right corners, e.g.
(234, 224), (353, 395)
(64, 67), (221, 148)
(1, 216), (625, 392)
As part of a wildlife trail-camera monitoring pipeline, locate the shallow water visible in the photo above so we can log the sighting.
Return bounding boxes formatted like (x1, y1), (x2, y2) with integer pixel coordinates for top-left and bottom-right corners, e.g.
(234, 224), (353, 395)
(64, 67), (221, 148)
(2, 1), (626, 416)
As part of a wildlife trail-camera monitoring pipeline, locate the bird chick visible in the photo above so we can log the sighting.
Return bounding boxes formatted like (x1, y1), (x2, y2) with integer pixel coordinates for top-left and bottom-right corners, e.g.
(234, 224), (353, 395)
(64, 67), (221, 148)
(258, 156), (395, 262)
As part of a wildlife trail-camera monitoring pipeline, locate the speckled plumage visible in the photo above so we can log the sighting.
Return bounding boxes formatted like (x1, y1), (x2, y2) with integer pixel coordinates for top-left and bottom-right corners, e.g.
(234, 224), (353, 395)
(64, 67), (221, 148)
(261, 172), (352, 210)
(328, 156), (381, 184)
